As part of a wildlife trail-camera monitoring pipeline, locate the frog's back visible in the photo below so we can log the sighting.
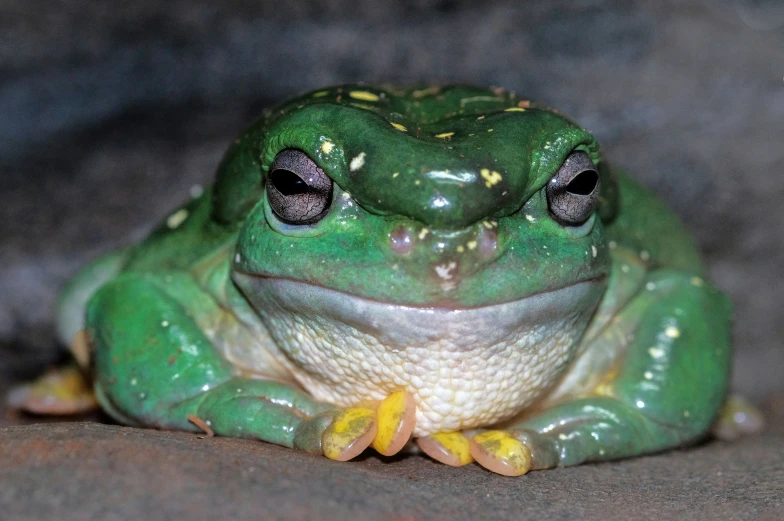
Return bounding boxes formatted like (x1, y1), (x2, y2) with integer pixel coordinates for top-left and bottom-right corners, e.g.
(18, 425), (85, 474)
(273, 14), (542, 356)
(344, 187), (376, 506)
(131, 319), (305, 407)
(606, 171), (704, 274)
(56, 192), (237, 345)
(121, 191), (238, 273)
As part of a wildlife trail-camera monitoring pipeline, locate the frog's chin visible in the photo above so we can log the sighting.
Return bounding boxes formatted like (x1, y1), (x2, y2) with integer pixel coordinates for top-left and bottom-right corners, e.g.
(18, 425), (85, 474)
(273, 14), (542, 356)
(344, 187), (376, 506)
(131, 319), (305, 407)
(232, 272), (606, 436)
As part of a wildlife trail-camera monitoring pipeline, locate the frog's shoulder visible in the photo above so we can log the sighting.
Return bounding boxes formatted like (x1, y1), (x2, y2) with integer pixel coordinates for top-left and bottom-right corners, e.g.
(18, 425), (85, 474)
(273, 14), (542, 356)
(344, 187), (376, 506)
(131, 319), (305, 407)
(122, 189), (238, 273)
(605, 170), (703, 273)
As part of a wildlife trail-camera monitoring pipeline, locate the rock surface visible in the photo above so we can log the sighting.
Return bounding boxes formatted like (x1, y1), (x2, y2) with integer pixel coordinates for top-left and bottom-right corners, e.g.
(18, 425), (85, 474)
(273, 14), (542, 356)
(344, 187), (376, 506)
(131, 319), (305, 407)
(0, 417), (782, 521)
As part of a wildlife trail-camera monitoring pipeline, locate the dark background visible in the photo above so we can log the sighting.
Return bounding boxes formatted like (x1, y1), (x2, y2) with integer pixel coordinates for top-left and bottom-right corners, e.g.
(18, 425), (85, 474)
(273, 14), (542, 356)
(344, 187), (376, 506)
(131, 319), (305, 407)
(2, 0), (782, 400)
(1, 1), (783, 519)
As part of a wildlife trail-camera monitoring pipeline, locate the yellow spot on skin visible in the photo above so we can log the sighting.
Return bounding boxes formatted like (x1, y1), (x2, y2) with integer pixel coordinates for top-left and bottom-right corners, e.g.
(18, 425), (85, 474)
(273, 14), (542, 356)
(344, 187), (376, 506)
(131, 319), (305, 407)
(390, 122), (408, 132)
(411, 86), (441, 98)
(414, 180), (421, 186)
(476, 115), (486, 120)
(525, 214), (536, 222)
(322, 408), (377, 461)
(472, 431), (532, 476)
(644, 371), (654, 380)
(649, 347), (665, 359)
(348, 103), (377, 111)
(392, 172), (399, 178)
(461, 96), (504, 106)
(321, 140), (335, 154)
(434, 132), (455, 139)
(456, 245), (465, 253)
(665, 327), (681, 339)
(312, 90), (329, 97)
(428, 432), (474, 465)
(594, 383), (613, 396)
(504, 107), (526, 112)
(349, 152), (366, 172)
(166, 209), (189, 229)
(487, 128), (494, 132)
(466, 240), (477, 250)
(480, 168), (502, 187)
(418, 228), (429, 240)
(691, 276), (704, 287)
(349, 90), (379, 102)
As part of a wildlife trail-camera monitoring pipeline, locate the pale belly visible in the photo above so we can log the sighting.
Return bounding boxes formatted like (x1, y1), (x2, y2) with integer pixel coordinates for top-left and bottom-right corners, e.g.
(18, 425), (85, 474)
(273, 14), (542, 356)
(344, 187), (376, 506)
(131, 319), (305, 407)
(233, 274), (604, 437)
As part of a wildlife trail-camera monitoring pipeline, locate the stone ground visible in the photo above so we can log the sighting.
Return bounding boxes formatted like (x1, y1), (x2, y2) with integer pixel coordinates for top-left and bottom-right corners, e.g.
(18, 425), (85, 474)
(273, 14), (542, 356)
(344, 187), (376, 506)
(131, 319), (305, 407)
(0, 415), (781, 521)
(1, 0), (783, 519)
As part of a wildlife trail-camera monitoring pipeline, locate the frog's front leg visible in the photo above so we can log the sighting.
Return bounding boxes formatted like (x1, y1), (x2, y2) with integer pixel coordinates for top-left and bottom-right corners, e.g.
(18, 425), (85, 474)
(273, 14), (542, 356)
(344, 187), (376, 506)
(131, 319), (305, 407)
(88, 272), (404, 461)
(447, 270), (730, 476)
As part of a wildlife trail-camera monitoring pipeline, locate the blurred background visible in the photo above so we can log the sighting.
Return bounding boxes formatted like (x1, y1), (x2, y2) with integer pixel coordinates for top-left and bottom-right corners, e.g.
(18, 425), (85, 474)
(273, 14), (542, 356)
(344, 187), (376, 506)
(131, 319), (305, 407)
(1, 0), (782, 411)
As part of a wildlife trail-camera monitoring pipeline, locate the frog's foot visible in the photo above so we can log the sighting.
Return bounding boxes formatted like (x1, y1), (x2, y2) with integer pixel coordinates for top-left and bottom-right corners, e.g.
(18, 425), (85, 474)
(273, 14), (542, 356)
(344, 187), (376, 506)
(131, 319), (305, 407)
(416, 431), (474, 467)
(712, 394), (766, 441)
(471, 429), (561, 476)
(296, 391), (416, 462)
(7, 364), (98, 415)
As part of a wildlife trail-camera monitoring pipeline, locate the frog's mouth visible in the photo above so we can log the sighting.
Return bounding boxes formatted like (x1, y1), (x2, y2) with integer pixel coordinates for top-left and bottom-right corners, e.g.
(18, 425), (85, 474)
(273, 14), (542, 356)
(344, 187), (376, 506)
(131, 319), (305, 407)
(232, 272), (606, 345)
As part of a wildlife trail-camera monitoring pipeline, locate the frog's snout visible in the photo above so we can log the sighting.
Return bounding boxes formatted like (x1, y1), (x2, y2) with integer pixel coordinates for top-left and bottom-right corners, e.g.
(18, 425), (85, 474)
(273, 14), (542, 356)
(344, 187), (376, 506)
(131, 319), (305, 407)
(387, 220), (500, 292)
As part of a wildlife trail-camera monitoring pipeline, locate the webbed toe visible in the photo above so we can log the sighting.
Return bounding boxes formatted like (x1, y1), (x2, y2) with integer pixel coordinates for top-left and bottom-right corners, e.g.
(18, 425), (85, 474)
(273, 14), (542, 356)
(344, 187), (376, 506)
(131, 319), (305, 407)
(417, 431), (474, 466)
(372, 391), (416, 456)
(322, 407), (378, 461)
(470, 430), (532, 476)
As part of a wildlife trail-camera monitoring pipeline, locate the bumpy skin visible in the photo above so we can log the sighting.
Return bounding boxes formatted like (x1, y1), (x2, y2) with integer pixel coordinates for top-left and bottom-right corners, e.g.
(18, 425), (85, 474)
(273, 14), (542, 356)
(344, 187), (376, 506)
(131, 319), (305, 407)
(63, 85), (731, 475)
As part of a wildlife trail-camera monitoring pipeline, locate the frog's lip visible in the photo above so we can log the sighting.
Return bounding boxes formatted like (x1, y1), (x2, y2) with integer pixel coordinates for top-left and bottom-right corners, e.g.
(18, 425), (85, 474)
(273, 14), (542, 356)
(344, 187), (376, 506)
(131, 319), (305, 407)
(232, 271), (606, 313)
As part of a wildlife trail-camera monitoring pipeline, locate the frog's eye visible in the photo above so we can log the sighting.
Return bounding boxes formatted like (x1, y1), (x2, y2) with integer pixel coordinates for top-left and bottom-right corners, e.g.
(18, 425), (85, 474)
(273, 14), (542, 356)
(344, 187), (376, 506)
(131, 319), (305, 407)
(266, 149), (333, 225)
(545, 151), (600, 226)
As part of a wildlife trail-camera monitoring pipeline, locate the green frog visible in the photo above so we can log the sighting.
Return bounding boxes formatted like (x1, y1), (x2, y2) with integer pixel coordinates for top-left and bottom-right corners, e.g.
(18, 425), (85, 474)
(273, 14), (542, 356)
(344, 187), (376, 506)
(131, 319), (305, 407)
(13, 85), (739, 476)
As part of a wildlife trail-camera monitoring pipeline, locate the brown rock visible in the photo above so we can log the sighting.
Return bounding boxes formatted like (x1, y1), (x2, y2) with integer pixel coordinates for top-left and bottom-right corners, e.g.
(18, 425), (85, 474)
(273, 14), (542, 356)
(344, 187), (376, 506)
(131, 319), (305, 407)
(0, 421), (782, 521)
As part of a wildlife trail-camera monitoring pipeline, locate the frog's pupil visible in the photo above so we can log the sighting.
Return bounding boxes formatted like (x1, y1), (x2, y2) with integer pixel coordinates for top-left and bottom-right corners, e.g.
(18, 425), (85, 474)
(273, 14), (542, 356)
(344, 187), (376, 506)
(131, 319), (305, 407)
(270, 169), (309, 196)
(565, 170), (598, 196)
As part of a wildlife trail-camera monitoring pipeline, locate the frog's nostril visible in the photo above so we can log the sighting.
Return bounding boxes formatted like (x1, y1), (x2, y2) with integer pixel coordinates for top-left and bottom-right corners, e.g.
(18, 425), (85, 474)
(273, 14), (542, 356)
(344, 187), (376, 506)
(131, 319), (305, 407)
(390, 226), (414, 255)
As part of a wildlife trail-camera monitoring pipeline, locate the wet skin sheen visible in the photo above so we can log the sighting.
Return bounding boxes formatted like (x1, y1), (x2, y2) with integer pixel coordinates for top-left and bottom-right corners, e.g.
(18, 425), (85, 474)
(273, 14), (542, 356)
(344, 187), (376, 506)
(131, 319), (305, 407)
(58, 85), (731, 476)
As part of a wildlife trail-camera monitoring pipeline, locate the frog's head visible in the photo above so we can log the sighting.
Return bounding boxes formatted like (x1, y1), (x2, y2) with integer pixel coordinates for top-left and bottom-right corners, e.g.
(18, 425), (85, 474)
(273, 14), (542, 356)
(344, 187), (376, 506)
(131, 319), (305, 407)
(219, 85), (616, 308)
(218, 85), (619, 430)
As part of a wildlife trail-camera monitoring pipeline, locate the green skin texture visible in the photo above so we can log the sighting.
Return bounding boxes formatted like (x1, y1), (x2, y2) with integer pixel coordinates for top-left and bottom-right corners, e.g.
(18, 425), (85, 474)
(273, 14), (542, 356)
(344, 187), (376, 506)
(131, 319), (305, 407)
(66, 85), (731, 469)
